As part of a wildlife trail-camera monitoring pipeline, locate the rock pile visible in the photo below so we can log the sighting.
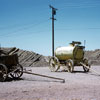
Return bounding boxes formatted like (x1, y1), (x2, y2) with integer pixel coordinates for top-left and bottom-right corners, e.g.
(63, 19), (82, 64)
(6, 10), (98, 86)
(1, 47), (49, 67)
(85, 49), (100, 65)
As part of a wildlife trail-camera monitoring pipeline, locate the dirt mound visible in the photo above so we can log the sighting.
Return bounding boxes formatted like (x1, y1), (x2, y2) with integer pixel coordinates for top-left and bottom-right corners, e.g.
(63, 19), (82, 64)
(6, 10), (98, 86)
(1, 47), (49, 67)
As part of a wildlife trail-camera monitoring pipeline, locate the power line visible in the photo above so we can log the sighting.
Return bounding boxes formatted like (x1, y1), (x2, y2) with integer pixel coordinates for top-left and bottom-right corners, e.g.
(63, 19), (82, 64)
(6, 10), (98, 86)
(54, 0), (100, 9)
(0, 8), (49, 30)
(56, 28), (100, 31)
(0, 29), (51, 38)
(0, 19), (49, 37)
(60, 5), (100, 10)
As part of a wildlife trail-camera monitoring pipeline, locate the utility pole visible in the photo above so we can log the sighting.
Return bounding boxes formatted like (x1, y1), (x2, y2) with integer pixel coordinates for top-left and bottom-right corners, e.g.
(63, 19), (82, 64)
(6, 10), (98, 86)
(49, 5), (57, 57)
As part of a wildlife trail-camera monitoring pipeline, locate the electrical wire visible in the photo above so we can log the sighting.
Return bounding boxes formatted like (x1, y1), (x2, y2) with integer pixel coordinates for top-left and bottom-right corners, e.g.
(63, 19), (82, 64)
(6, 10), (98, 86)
(56, 28), (100, 31)
(53, 0), (100, 9)
(0, 8), (49, 30)
(0, 29), (51, 38)
(0, 19), (50, 37)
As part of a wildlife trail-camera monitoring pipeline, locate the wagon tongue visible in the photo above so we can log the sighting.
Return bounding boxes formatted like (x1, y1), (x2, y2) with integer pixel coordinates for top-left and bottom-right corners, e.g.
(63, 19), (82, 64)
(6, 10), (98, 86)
(22, 69), (65, 83)
(80, 62), (100, 76)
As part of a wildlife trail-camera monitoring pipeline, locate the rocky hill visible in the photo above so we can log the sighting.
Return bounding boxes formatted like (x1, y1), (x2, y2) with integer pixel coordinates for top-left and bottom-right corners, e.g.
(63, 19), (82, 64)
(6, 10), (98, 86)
(1, 47), (100, 66)
(85, 49), (100, 65)
(1, 47), (49, 67)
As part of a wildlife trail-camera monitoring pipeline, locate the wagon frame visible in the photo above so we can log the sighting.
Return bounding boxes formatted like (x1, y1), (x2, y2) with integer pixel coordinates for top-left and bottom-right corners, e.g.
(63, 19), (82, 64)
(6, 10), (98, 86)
(0, 52), (23, 82)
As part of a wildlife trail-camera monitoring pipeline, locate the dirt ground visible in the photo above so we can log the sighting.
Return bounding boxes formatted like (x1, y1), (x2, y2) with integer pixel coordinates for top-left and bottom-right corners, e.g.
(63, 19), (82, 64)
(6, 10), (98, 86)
(0, 66), (100, 100)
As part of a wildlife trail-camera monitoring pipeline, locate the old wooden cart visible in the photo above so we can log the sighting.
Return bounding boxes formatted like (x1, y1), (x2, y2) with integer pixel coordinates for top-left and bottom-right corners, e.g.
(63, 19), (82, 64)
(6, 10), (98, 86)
(0, 48), (65, 83)
(0, 52), (23, 82)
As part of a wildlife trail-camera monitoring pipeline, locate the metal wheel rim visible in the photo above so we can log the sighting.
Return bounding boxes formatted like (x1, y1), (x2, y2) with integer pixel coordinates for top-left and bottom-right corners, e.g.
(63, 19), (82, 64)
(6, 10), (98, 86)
(0, 64), (8, 82)
(10, 64), (23, 79)
(67, 60), (74, 73)
(49, 57), (60, 72)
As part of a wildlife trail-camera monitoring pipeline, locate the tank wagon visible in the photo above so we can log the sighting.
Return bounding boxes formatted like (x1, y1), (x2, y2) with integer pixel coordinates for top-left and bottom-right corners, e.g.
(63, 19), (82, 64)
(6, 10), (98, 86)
(49, 41), (90, 72)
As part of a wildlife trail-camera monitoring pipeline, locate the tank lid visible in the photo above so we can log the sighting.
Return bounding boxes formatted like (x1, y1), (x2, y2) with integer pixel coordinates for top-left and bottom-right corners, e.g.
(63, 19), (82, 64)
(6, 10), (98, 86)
(70, 41), (81, 46)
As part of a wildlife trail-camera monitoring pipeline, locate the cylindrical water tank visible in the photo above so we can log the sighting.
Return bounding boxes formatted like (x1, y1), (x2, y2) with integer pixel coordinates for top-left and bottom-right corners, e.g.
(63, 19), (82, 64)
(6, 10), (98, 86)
(55, 44), (84, 60)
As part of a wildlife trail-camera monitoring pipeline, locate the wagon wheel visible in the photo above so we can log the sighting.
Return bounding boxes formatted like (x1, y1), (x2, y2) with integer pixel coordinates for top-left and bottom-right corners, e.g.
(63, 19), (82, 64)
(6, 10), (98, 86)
(66, 59), (74, 73)
(0, 64), (8, 82)
(83, 59), (90, 72)
(10, 64), (23, 79)
(49, 57), (60, 72)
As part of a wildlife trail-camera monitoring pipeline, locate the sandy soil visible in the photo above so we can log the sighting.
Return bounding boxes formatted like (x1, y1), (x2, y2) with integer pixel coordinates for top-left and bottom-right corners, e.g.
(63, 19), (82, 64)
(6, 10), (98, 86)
(0, 66), (100, 100)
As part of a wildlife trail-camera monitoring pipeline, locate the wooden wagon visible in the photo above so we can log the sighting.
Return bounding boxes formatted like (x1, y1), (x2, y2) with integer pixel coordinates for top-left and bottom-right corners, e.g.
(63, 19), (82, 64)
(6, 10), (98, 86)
(0, 51), (23, 81)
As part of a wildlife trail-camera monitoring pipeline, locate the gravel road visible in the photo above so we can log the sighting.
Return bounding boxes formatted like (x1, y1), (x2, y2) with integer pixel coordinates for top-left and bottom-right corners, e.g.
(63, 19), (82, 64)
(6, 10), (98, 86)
(0, 66), (100, 100)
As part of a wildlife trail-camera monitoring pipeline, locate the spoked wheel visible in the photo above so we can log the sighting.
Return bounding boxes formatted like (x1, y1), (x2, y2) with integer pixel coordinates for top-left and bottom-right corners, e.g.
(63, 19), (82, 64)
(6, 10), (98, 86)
(66, 59), (74, 73)
(49, 57), (60, 72)
(83, 59), (90, 72)
(10, 64), (23, 79)
(0, 64), (8, 82)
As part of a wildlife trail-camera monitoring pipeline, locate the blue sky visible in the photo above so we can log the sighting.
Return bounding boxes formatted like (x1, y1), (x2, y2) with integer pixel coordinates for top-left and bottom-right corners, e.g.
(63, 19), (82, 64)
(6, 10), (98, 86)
(0, 0), (100, 56)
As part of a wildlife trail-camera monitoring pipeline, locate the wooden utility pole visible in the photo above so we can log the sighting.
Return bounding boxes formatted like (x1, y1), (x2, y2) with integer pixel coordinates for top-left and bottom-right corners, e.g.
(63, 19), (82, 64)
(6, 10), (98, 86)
(49, 5), (57, 57)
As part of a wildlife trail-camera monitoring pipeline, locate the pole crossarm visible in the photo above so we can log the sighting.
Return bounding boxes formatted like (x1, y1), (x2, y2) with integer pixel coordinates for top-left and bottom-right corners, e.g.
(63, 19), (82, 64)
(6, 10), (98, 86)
(49, 5), (58, 10)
